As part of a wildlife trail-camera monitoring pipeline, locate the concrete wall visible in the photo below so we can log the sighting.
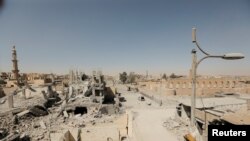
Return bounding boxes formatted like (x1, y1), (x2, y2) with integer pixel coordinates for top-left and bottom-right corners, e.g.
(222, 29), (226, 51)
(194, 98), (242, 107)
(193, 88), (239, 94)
(138, 77), (250, 96)
(32, 79), (46, 86)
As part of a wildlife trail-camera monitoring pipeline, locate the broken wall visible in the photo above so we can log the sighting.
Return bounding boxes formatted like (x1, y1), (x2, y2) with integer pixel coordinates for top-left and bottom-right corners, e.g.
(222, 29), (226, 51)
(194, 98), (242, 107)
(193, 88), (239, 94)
(103, 87), (116, 103)
(0, 87), (5, 98)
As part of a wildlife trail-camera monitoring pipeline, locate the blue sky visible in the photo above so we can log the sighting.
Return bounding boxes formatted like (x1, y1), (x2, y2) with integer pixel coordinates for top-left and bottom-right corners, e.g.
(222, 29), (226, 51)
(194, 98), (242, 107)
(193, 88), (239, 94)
(0, 0), (249, 75)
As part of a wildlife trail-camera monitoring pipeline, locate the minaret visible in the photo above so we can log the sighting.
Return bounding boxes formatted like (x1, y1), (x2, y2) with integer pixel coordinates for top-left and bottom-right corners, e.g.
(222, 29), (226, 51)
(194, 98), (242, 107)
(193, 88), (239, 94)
(12, 46), (19, 81)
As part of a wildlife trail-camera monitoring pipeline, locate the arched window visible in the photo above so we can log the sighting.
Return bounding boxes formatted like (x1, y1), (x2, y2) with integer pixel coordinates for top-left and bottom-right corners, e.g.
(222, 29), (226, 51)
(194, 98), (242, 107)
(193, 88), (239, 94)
(226, 81), (230, 88)
(208, 81), (212, 88)
(183, 82), (186, 88)
(196, 82), (199, 88)
(202, 82), (205, 88)
(214, 81), (218, 88)
(176, 82), (180, 89)
(170, 82), (173, 89)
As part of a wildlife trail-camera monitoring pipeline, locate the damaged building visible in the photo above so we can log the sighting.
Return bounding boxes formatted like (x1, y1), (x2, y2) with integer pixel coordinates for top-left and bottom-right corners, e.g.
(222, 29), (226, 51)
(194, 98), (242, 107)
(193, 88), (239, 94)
(0, 47), (129, 141)
(0, 71), (128, 141)
(176, 93), (250, 141)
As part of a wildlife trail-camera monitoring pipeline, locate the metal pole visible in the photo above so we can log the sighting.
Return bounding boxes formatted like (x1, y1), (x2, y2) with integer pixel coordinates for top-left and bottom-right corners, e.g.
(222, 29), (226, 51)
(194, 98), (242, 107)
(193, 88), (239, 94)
(191, 49), (197, 126)
(160, 78), (163, 106)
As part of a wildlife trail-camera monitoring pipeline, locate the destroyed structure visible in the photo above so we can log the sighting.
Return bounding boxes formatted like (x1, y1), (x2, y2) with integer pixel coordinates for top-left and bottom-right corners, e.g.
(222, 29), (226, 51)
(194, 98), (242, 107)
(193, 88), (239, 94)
(0, 71), (127, 141)
(175, 94), (250, 141)
(0, 47), (129, 141)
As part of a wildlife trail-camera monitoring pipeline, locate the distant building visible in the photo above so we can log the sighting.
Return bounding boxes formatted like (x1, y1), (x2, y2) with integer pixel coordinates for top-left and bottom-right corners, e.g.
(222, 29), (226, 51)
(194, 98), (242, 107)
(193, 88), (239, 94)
(26, 73), (53, 86)
(0, 72), (8, 80)
(138, 76), (250, 96)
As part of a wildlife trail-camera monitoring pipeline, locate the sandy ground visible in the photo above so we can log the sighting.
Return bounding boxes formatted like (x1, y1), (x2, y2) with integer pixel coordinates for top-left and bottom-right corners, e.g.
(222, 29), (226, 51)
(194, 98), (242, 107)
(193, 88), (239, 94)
(132, 109), (178, 141)
(117, 85), (179, 141)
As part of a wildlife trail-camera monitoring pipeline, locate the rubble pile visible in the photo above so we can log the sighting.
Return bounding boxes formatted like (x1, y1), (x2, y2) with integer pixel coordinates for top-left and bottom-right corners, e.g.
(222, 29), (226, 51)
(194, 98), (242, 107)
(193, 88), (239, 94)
(0, 72), (123, 141)
(163, 117), (190, 141)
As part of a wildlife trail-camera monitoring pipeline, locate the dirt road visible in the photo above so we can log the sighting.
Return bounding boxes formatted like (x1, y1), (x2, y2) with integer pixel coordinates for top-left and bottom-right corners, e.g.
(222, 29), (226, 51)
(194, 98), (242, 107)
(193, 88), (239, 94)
(118, 86), (178, 141)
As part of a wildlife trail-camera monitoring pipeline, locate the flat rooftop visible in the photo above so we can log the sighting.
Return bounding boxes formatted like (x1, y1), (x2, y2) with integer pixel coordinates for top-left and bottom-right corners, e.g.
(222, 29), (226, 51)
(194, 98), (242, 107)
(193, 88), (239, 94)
(179, 97), (246, 109)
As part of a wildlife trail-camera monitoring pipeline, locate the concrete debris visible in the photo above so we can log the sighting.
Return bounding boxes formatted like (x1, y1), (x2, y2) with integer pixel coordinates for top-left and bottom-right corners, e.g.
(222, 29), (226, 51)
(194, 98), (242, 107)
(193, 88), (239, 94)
(20, 132), (30, 141)
(12, 115), (19, 124)
(94, 113), (102, 118)
(32, 122), (40, 128)
(17, 110), (30, 117)
(0, 99), (6, 104)
(35, 134), (44, 140)
(74, 114), (81, 118)
(39, 121), (46, 129)
(163, 120), (180, 129)
(63, 110), (69, 118)
(57, 100), (66, 114)
(163, 117), (189, 141)
(0, 128), (8, 139)
(90, 120), (96, 125)
(29, 105), (48, 117)
(99, 105), (117, 115)
(8, 95), (14, 109)
(59, 130), (76, 141)
(0, 132), (20, 141)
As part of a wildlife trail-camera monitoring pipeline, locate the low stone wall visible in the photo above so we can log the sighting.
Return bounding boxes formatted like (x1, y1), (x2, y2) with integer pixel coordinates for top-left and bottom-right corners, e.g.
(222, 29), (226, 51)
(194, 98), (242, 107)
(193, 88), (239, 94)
(139, 81), (250, 96)
(175, 87), (250, 96)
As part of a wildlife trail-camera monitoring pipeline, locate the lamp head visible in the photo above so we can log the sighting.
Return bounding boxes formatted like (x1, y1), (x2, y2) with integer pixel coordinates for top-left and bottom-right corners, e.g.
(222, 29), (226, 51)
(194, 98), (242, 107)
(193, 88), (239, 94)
(192, 27), (196, 43)
(222, 53), (245, 60)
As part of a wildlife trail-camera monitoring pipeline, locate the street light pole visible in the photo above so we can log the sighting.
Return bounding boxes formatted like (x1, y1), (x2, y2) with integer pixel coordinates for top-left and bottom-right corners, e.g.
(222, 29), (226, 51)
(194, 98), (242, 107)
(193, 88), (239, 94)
(190, 27), (244, 127)
(191, 49), (197, 126)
